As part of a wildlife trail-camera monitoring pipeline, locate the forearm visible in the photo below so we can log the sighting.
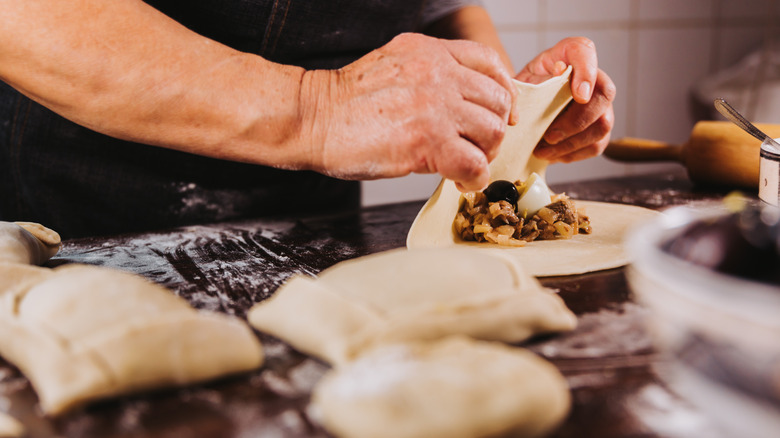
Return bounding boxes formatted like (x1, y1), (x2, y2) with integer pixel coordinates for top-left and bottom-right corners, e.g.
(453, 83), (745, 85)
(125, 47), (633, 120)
(423, 5), (514, 73)
(0, 0), (314, 169)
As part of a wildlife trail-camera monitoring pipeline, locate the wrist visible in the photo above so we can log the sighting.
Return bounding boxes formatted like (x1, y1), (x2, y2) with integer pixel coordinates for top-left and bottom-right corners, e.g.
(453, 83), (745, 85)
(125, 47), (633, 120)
(217, 58), (317, 171)
(296, 68), (336, 174)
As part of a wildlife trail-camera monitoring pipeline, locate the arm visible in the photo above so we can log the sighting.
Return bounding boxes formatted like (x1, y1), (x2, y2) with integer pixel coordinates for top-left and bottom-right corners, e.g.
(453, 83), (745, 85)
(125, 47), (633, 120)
(0, 0), (518, 191)
(0, 0), (311, 168)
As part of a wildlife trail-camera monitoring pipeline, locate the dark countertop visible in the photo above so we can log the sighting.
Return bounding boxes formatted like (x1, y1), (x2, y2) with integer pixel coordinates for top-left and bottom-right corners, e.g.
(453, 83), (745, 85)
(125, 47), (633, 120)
(0, 169), (738, 437)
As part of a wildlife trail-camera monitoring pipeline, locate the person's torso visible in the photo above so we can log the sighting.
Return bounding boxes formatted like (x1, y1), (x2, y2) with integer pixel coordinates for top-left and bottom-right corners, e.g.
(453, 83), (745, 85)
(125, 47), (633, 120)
(0, 0), (425, 238)
(145, 0), (424, 69)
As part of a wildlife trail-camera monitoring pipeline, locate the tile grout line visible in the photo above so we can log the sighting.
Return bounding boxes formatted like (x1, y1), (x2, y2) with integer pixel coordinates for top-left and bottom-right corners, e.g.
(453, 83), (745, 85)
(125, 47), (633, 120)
(711, 0), (722, 73)
(623, 0), (640, 177)
(539, 0), (548, 53)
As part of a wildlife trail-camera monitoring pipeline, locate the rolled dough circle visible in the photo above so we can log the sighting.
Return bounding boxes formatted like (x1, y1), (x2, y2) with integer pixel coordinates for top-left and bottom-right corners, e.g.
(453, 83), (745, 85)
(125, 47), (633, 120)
(475, 200), (660, 277)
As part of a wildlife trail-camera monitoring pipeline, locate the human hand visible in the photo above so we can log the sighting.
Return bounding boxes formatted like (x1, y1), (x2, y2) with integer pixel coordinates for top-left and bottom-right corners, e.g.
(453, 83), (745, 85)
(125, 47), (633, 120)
(515, 37), (616, 163)
(300, 33), (519, 191)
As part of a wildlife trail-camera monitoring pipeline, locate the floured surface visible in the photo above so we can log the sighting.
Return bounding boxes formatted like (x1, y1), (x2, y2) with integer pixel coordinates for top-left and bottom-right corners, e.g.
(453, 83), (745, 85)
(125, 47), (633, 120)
(0, 170), (728, 438)
(54, 222), (366, 317)
(530, 303), (653, 359)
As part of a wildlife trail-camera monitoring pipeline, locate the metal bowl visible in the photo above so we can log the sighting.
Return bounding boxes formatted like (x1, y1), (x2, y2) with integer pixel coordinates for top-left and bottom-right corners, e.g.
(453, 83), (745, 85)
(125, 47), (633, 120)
(626, 202), (780, 437)
(759, 137), (780, 206)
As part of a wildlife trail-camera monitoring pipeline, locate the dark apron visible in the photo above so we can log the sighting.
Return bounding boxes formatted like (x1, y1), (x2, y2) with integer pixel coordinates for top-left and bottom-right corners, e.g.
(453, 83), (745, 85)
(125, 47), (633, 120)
(0, 0), (424, 238)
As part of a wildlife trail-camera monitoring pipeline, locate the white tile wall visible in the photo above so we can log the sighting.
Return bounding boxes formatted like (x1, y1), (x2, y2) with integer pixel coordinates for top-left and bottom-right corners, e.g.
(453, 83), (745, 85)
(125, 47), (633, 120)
(717, 26), (773, 69)
(545, 0), (632, 23)
(361, 0), (780, 206)
(497, 31), (541, 71)
(484, 0), (539, 26)
(638, 0), (714, 20)
(635, 28), (713, 141)
(720, 0), (776, 19)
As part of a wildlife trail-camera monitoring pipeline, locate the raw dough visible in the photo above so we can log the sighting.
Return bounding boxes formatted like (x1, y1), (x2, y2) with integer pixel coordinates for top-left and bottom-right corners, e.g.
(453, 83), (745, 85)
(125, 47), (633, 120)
(310, 337), (570, 438)
(0, 222), (61, 265)
(406, 69), (661, 276)
(315, 246), (538, 313)
(0, 263), (54, 295)
(413, 200), (660, 277)
(250, 275), (383, 365)
(0, 412), (23, 438)
(0, 263), (264, 415)
(248, 248), (576, 365)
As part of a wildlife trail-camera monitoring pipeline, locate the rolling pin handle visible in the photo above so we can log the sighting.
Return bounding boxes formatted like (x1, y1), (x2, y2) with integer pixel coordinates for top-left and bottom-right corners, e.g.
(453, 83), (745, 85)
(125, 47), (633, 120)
(603, 138), (683, 163)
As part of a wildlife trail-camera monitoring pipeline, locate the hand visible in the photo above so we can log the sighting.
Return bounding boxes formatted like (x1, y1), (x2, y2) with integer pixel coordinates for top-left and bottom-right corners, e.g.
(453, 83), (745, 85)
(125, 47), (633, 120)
(515, 37), (616, 163)
(300, 33), (519, 191)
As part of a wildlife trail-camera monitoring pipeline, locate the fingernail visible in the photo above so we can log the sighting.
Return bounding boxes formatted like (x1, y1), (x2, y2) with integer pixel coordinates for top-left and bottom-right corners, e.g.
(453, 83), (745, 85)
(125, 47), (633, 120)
(578, 81), (592, 100)
(545, 129), (565, 144)
(554, 61), (567, 75)
(509, 97), (520, 126)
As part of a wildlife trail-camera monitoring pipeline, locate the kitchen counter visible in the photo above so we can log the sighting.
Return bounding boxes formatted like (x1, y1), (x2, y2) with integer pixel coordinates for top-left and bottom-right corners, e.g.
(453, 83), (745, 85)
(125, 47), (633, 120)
(0, 169), (738, 437)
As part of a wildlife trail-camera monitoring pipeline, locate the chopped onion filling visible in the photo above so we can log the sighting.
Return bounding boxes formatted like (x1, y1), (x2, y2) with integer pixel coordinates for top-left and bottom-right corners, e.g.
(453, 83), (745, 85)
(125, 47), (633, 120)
(453, 179), (592, 247)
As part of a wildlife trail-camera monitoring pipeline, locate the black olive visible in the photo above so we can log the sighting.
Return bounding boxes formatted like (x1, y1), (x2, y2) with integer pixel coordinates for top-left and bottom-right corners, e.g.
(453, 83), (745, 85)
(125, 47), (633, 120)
(483, 180), (519, 204)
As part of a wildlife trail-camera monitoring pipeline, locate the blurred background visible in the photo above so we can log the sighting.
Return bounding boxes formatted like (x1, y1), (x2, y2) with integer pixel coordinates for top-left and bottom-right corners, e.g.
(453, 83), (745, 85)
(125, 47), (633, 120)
(361, 0), (780, 206)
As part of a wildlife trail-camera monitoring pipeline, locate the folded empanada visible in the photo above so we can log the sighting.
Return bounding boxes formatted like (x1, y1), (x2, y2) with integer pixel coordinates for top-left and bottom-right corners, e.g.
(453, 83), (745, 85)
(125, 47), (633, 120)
(248, 248), (575, 365)
(0, 263), (263, 414)
(0, 222), (61, 265)
(310, 337), (570, 438)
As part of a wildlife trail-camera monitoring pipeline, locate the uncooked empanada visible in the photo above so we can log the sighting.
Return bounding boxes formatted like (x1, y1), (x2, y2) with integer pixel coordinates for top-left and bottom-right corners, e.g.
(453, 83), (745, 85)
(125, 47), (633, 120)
(248, 248), (575, 365)
(406, 69), (573, 252)
(0, 411), (23, 438)
(0, 222), (61, 265)
(0, 263), (263, 414)
(406, 69), (661, 277)
(310, 337), (570, 438)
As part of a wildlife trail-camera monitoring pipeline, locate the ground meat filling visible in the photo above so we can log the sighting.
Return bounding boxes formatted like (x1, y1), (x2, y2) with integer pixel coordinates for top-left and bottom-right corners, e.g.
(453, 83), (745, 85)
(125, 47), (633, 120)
(453, 181), (592, 247)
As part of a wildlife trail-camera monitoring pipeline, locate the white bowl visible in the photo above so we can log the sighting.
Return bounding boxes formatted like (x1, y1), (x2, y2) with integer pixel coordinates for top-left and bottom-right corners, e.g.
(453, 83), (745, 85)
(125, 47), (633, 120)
(626, 204), (780, 437)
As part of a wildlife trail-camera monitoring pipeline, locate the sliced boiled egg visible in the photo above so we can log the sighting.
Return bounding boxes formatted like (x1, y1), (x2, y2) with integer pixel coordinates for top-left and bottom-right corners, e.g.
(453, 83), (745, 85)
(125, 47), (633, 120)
(516, 172), (552, 218)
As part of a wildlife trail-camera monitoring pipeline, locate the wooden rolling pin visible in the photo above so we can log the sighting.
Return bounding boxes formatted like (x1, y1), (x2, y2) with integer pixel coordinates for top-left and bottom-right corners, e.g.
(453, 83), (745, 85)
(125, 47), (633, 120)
(604, 121), (780, 189)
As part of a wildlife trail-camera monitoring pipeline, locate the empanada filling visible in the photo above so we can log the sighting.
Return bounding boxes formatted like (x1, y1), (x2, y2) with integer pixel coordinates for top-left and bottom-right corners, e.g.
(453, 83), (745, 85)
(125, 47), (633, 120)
(453, 179), (592, 247)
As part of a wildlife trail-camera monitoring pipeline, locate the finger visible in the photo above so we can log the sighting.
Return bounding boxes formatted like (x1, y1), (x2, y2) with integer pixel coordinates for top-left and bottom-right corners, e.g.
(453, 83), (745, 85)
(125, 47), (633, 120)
(454, 100), (507, 163)
(543, 70), (615, 145)
(442, 39), (520, 125)
(514, 59), (568, 85)
(519, 37), (600, 101)
(456, 67), (513, 125)
(435, 137), (491, 192)
(560, 37), (599, 103)
(534, 111), (613, 161)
